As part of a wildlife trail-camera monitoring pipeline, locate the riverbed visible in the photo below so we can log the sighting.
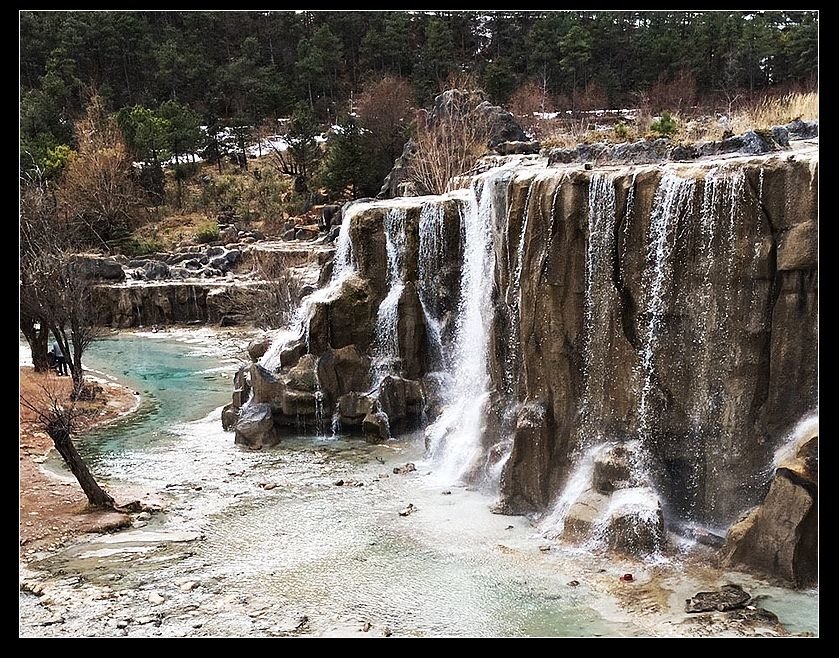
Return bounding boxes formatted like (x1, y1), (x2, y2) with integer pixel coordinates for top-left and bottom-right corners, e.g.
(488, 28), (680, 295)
(19, 329), (819, 638)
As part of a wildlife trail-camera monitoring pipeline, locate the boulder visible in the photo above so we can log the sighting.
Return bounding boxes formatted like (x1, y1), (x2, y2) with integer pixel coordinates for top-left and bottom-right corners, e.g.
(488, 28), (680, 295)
(321, 204), (342, 229)
(420, 372), (453, 421)
(718, 434), (818, 587)
(234, 402), (278, 448)
(221, 402), (239, 430)
(562, 489), (609, 541)
(287, 354), (319, 392)
(784, 118), (818, 140)
(68, 254), (126, 281)
(142, 260), (170, 280)
(279, 339), (307, 369)
(250, 364), (286, 406)
(306, 275), (376, 353)
(362, 410), (390, 443)
(378, 375), (424, 425)
(337, 392), (376, 426)
(601, 487), (666, 555)
(494, 140), (540, 156)
(592, 442), (646, 495)
(247, 338), (272, 362)
(279, 389), (318, 417)
(474, 100), (529, 146)
(295, 227), (320, 241)
(685, 584), (751, 613)
(209, 255), (231, 272)
(220, 225), (239, 244)
(316, 345), (371, 403)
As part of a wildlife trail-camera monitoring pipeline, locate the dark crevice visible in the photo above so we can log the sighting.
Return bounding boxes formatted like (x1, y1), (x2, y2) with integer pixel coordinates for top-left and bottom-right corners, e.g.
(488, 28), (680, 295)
(612, 177), (640, 350)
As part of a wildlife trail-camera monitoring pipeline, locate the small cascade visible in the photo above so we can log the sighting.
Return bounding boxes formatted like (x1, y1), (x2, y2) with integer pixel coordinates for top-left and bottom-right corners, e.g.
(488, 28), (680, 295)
(426, 169), (508, 483)
(580, 173), (617, 444)
(418, 202), (449, 370)
(371, 208), (408, 383)
(636, 174), (697, 447)
(257, 205), (361, 372)
(618, 172), (637, 281)
(540, 444), (602, 539)
(541, 440), (665, 558)
(772, 410), (819, 471)
(504, 179), (536, 396)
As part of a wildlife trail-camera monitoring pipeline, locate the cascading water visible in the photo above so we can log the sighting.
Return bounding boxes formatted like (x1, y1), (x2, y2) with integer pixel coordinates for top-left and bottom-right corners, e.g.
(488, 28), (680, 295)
(539, 444), (602, 539)
(258, 206), (359, 372)
(504, 178), (535, 396)
(580, 173), (617, 445)
(636, 174), (697, 447)
(417, 202), (448, 371)
(371, 208), (408, 383)
(426, 170), (508, 484)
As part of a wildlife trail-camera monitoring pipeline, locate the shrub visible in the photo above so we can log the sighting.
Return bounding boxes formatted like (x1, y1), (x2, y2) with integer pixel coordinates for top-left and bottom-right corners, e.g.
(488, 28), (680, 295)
(119, 235), (166, 257)
(614, 121), (630, 141)
(649, 111), (678, 137)
(194, 220), (220, 244)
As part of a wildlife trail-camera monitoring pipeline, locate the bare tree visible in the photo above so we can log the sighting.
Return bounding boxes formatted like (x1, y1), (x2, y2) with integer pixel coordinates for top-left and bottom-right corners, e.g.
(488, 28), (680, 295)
(356, 74), (416, 164)
(236, 252), (308, 329)
(59, 94), (141, 249)
(409, 91), (491, 195)
(20, 203), (105, 399)
(20, 178), (56, 372)
(20, 384), (115, 509)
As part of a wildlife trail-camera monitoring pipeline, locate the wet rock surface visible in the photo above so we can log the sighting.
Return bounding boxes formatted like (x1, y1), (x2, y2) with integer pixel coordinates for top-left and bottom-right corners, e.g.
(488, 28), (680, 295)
(685, 584), (751, 613)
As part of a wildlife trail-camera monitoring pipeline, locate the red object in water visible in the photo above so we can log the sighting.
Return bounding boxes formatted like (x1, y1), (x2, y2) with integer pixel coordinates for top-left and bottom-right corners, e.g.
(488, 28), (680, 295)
(620, 573), (634, 582)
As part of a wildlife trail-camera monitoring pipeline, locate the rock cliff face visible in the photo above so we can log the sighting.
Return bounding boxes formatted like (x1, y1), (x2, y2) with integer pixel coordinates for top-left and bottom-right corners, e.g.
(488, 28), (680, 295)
(489, 152), (818, 527)
(225, 145), (818, 568)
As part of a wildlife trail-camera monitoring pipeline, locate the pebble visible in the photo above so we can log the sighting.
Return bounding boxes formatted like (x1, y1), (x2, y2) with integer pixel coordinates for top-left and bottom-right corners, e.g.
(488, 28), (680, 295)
(116, 620), (129, 629)
(539, 544), (552, 552)
(361, 621), (372, 632)
(398, 503), (417, 517)
(441, 490), (452, 495)
(148, 591), (165, 605)
(179, 581), (198, 592)
(137, 511), (152, 521)
(333, 479), (344, 486)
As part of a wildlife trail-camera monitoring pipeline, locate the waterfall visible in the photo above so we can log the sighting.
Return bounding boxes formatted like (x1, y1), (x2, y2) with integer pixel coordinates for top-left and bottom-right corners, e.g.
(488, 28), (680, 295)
(503, 178), (536, 396)
(637, 174), (697, 447)
(580, 173), (617, 444)
(426, 170), (507, 483)
(371, 208), (408, 383)
(259, 204), (361, 371)
(539, 444), (602, 538)
(418, 202), (448, 371)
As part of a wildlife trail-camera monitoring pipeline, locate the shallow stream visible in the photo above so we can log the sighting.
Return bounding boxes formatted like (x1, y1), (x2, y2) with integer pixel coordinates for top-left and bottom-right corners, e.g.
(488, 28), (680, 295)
(19, 330), (818, 637)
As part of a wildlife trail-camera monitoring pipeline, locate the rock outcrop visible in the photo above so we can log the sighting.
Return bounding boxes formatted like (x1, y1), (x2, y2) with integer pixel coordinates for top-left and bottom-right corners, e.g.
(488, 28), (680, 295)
(718, 428), (818, 587)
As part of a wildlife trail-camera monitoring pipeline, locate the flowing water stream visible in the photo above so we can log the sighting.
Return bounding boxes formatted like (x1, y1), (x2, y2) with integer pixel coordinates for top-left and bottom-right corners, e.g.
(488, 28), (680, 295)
(19, 330), (817, 638)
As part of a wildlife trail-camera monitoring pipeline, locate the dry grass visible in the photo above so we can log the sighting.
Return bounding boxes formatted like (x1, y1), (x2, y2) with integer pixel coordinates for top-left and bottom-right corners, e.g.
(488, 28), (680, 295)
(728, 91), (819, 135)
(538, 90), (818, 148)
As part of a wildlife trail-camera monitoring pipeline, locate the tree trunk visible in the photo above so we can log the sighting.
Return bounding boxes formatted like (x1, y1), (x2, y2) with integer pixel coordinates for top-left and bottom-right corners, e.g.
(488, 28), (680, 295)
(46, 416), (115, 508)
(21, 320), (50, 372)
